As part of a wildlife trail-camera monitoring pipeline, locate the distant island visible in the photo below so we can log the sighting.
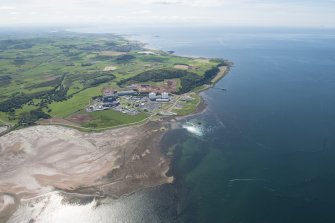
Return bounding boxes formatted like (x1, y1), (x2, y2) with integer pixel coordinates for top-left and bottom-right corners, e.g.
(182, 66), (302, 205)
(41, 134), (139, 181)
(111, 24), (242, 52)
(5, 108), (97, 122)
(0, 32), (231, 133)
(0, 32), (231, 221)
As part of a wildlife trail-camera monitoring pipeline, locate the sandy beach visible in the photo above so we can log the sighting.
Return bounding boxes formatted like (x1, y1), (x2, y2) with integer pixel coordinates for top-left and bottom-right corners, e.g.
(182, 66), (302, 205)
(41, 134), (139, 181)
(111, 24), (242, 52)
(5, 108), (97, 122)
(0, 121), (172, 222)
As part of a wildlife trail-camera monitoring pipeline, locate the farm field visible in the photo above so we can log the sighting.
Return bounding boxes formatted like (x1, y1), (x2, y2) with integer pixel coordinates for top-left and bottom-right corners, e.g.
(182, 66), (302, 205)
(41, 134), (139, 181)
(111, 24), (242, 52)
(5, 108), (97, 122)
(0, 32), (227, 128)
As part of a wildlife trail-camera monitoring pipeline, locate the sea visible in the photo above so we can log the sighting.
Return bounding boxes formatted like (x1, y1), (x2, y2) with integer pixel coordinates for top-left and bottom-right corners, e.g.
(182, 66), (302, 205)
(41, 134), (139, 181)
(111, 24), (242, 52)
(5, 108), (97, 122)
(8, 26), (335, 222)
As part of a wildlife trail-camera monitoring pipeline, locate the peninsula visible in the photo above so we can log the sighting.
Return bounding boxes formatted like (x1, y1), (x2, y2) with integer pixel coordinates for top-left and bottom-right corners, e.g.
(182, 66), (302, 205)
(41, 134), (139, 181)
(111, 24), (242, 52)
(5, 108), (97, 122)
(0, 32), (230, 222)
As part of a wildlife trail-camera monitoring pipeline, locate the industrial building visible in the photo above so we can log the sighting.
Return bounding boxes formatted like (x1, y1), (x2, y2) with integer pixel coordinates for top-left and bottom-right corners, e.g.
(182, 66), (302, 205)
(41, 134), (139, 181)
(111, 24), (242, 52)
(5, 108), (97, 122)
(149, 92), (157, 100)
(162, 92), (169, 99)
(156, 98), (170, 102)
(103, 101), (120, 108)
(149, 92), (170, 102)
(103, 95), (117, 103)
(117, 90), (138, 96)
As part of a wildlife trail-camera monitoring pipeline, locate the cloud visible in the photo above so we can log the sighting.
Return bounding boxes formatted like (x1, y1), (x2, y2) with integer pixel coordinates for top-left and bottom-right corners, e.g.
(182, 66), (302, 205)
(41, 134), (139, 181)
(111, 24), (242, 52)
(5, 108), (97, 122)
(9, 11), (20, 15)
(149, 0), (183, 5)
(0, 0), (334, 27)
(138, 0), (226, 7)
(0, 6), (16, 10)
(131, 10), (152, 15)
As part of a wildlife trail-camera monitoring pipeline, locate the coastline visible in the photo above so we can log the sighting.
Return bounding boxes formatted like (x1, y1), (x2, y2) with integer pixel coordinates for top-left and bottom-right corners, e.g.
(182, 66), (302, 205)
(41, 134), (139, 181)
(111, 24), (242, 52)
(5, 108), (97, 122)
(0, 38), (231, 221)
(175, 63), (232, 121)
(21, 62), (230, 134)
(0, 66), (229, 221)
(211, 65), (231, 85)
(175, 94), (208, 121)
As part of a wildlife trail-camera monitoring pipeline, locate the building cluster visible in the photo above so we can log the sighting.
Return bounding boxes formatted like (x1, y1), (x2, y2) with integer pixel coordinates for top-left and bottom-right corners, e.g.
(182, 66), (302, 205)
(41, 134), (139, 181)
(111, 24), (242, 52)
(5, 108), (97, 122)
(149, 92), (170, 102)
(87, 89), (138, 112)
(87, 87), (172, 114)
(102, 90), (119, 108)
(102, 90), (139, 106)
(103, 87), (170, 103)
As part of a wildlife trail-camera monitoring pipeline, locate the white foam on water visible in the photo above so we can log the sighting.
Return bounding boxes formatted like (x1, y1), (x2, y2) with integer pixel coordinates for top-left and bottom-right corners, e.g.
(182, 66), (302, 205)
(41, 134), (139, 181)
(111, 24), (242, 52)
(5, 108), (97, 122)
(182, 122), (204, 137)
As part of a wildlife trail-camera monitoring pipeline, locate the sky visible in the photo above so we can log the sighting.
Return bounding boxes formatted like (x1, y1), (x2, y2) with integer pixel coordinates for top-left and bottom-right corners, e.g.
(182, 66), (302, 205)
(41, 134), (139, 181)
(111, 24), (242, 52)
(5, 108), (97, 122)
(0, 0), (334, 27)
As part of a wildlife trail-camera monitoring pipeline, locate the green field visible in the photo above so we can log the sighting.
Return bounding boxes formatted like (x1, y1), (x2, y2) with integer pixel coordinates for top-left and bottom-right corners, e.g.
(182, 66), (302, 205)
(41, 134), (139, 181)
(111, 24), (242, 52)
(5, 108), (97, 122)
(0, 32), (226, 128)
(82, 110), (149, 129)
(173, 93), (201, 116)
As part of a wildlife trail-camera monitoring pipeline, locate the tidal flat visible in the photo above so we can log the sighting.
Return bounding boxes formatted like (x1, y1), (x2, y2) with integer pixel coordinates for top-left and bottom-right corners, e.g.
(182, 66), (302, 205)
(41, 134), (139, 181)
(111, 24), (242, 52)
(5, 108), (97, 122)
(0, 121), (173, 222)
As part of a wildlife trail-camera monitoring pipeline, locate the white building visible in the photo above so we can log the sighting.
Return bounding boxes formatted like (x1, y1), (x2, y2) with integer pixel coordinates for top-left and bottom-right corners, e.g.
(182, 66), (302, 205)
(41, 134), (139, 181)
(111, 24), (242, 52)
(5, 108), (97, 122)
(149, 92), (156, 100)
(156, 98), (170, 102)
(162, 92), (169, 99)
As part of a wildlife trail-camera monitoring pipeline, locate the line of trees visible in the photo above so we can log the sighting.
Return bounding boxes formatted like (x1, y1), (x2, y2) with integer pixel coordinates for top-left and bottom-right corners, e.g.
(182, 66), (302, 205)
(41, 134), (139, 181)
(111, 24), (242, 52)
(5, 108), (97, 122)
(86, 75), (116, 87)
(0, 85), (70, 113)
(0, 91), (49, 112)
(20, 109), (50, 125)
(0, 74), (68, 125)
(118, 65), (223, 94)
(118, 68), (188, 85)
(116, 54), (136, 62)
